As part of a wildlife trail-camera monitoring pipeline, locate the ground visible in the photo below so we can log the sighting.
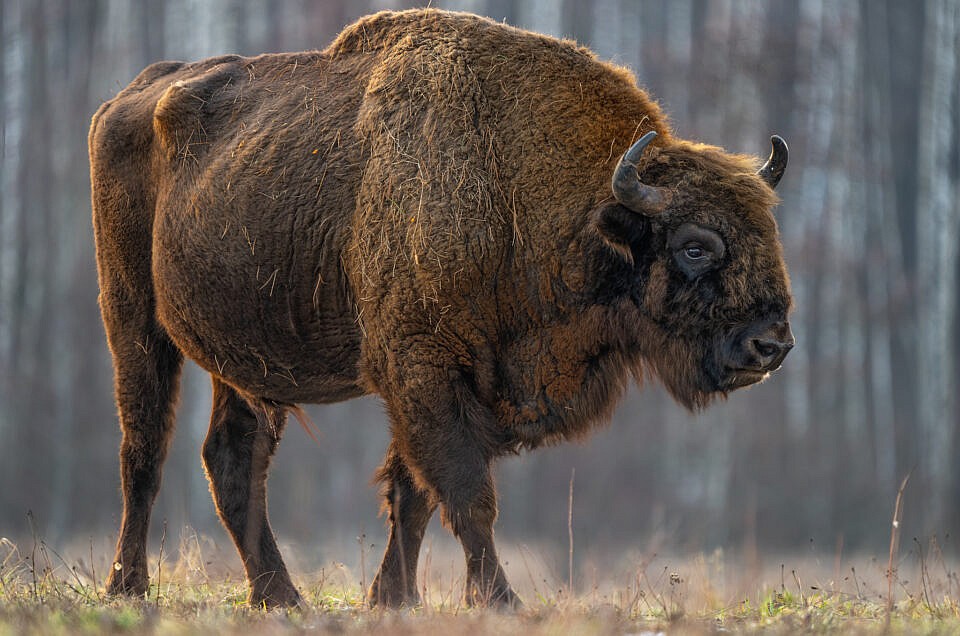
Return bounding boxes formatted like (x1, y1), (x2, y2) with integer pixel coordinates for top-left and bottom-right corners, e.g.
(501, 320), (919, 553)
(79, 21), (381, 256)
(1, 531), (958, 634)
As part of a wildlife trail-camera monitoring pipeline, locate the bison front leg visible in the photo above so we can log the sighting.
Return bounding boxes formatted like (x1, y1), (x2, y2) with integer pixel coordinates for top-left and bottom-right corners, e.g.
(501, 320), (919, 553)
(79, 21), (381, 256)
(446, 468), (519, 609)
(381, 363), (520, 609)
(368, 444), (437, 608)
(201, 379), (301, 609)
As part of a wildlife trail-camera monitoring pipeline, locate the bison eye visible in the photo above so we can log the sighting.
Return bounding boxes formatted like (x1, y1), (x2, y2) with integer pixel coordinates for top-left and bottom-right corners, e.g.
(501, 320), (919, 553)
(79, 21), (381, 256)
(668, 223), (725, 280)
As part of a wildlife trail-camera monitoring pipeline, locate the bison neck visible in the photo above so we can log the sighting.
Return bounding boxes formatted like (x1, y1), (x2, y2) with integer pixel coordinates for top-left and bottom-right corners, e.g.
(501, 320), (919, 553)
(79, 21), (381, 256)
(492, 305), (636, 449)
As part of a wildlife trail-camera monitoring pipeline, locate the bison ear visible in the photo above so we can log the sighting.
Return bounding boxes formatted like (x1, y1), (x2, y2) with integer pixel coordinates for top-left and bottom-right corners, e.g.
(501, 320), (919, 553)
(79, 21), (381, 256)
(591, 202), (648, 264)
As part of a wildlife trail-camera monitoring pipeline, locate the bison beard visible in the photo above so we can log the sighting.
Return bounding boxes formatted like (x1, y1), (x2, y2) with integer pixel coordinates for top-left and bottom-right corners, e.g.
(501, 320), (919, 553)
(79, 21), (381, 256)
(89, 9), (793, 609)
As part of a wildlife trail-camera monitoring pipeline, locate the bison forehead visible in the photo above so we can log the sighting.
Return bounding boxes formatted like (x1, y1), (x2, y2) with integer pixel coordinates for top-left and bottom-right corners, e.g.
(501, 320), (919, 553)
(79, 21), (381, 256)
(643, 140), (781, 226)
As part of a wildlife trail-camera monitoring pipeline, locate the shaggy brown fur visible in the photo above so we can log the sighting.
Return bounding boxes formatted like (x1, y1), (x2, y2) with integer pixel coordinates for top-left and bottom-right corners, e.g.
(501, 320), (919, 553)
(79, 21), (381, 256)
(89, 9), (792, 609)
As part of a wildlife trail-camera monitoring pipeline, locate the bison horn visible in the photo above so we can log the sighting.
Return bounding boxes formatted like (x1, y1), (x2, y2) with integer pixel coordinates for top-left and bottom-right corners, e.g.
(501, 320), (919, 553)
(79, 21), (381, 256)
(611, 130), (670, 215)
(758, 135), (788, 188)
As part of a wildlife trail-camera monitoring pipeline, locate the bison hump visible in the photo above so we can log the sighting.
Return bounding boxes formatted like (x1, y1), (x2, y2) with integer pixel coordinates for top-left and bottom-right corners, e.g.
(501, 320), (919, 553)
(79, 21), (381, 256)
(153, 58), (244, 161)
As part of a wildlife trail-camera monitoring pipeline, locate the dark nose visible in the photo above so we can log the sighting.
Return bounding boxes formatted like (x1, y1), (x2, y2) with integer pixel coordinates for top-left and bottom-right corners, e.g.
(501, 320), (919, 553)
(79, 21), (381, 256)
(747, 321), (794, 371)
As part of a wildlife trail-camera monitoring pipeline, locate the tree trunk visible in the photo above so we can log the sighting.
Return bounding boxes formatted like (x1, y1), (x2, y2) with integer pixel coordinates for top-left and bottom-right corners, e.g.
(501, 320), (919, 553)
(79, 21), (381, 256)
(915, 0), (959, 530)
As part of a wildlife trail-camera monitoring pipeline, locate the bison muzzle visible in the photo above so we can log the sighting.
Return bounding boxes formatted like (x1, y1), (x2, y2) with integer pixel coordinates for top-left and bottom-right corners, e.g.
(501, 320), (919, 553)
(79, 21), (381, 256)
(89, 9), (793, 609)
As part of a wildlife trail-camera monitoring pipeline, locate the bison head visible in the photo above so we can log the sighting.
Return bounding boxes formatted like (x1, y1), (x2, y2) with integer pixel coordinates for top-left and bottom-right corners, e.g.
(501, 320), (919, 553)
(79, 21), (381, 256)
(595, 131), (793, 409)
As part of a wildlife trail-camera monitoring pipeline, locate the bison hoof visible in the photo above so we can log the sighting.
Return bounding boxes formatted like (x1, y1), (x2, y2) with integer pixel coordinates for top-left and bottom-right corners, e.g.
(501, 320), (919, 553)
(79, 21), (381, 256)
(105, 565), (149, 598)
(465, 584), (522, 610)
(249, 584), (304, 610)
(367, 580), (421, 609)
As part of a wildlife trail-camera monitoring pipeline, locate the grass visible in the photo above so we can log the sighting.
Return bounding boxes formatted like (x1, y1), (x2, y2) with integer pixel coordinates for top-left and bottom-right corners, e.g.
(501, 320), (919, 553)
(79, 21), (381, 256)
(2, 531), (960, 635)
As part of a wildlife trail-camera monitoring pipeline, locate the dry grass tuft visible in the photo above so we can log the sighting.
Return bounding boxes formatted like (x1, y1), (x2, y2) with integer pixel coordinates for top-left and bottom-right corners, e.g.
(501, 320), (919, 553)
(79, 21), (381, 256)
(1, 528), (960, 634)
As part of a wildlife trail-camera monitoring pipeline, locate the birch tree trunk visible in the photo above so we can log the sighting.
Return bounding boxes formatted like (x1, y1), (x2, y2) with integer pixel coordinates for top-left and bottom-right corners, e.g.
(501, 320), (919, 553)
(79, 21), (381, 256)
(0, 0), (24, 518)
(915, 0), (959, 530)
(860, 0), (902, 496)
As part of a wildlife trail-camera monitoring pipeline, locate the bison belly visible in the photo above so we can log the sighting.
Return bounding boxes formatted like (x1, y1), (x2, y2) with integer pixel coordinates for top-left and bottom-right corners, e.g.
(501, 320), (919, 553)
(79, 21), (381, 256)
(151, 179), (364, 405)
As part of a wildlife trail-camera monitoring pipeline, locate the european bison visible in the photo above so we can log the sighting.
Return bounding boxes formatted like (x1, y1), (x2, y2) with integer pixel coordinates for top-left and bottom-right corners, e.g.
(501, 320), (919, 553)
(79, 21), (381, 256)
(89, 9), (793, 609)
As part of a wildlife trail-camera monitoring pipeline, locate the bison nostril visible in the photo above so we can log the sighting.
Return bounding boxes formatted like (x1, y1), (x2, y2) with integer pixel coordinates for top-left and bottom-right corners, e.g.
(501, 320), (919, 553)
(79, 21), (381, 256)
(754, 340), (778, 358)
(751, 338), (793, 368)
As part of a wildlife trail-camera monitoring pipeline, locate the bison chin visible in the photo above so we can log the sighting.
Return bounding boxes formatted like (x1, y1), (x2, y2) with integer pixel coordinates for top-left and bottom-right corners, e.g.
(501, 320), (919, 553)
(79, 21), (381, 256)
(645, 322), (793, 411)
(656, 360), (767, 413)
(639, 339), (728, 412)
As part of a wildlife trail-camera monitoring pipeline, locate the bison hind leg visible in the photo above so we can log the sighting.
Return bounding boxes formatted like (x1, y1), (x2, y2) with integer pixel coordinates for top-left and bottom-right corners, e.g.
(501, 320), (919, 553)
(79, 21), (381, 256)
(202, 380), (302, 609)
(104, 324), (183, 599)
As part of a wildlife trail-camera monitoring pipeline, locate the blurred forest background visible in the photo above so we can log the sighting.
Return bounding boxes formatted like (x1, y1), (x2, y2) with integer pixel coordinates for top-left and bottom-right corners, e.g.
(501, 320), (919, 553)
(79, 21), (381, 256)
(1, 0), (958, 577)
